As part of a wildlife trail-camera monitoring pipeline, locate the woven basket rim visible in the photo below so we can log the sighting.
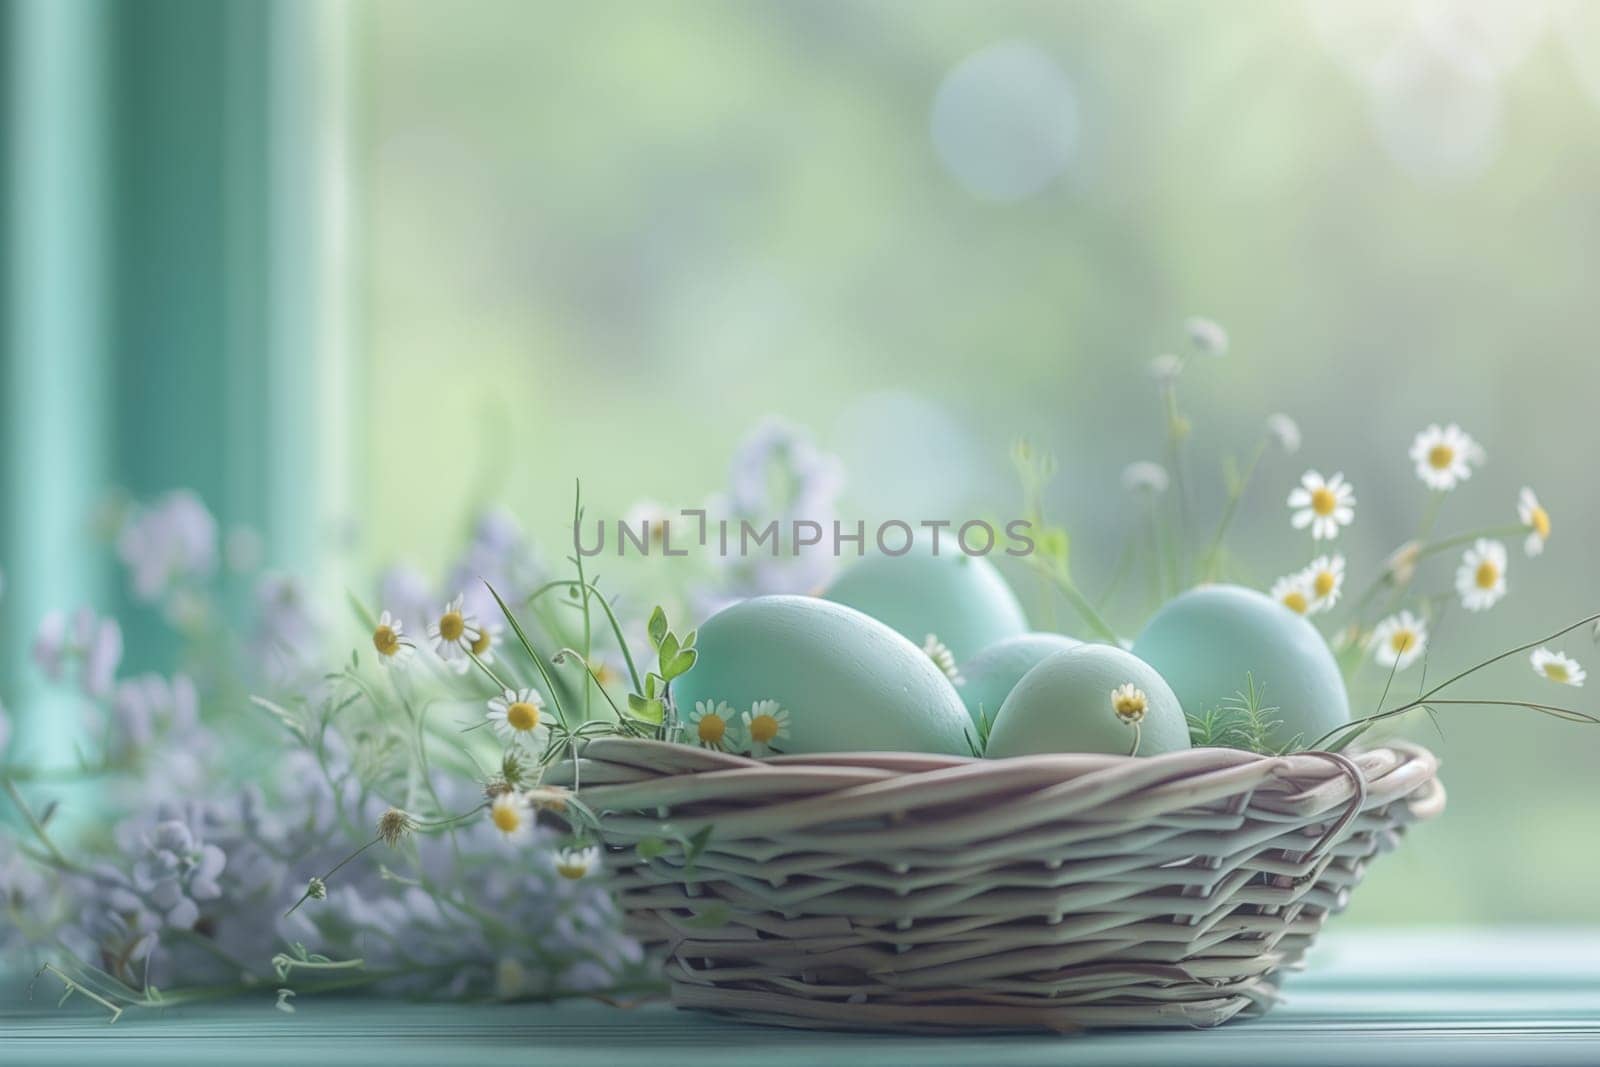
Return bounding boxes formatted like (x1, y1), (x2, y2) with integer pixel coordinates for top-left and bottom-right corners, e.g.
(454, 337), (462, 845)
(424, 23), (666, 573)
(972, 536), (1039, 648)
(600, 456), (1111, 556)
(560, 736), (1445, 1033)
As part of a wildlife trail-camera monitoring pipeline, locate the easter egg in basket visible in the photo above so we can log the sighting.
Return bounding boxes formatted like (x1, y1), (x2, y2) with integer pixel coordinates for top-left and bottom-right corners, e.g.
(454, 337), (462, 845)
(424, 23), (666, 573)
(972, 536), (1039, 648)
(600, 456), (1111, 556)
(672, 595), (972, 756)
(821, 545), (1028, 663)
(956, 631), (1081, 728)
(984, 644), (1190, 757)
(1131, 584), (1349, 751)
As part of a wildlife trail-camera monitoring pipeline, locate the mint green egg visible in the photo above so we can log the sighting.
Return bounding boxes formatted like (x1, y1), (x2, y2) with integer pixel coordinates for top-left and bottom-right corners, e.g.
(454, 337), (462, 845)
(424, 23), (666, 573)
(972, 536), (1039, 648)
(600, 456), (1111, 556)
(821, 547), (1028, 663)
(984, 645), (1190, 757)
(672, 595), (972, 756)
(1131, 584), (1349, 751)
(956, 632), (1082, 728)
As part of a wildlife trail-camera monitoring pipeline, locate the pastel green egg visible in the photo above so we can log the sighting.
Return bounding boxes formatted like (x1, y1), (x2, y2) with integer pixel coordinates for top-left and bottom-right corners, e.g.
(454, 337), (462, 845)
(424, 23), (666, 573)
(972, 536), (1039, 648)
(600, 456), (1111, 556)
(672, 595), (972, 756)
(984, 645), (1190, 758)
(1131, 584), (1350, 751)
(821, 547), (1028, 663)
(956, 632), (1082, 728)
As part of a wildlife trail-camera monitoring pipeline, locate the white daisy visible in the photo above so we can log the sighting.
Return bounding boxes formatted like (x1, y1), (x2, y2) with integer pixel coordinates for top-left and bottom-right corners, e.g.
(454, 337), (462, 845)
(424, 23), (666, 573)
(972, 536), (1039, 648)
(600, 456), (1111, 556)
(1409, 424), (1481, 491)
(1517, 487), (1550, 558)
(1385, 540), (1422, 588)
(741, 700), (791, 758)
(486, 687), (547, 747)
(1148, 354), (1183, 382)
(1110, 683), (1148, 724)
(1269, 572), (1312, 616)
(454, 619), (504, 675)
(586, 657), (624, 691)
(489, 792), (532, 843)
(1184, 316), (1228, 356)
(623, 498), (672, 550)
(1530, 647), (1586, 687)
(1371, 611), (1428, 672)
(554, 845), (601, 880)
(1302, 554), (1346, 614)
(922, 634), (964, 686)
(427, 594), (481, 662)
(1265, 413), (1301, 454)
(1455, 538), (1508, 613)
(688, 699), (736, 751)
(1121, 461), (1170, 495)
(1287, 470), (1356, 541)
(370, 610), (415, 668)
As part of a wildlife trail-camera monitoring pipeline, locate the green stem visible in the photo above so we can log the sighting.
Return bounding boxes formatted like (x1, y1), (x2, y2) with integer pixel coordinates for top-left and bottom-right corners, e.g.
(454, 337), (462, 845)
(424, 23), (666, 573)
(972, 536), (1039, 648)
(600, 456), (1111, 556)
(571, 482), (595, 725)
(1200, 438), (1266, 583)
(1031, 562), (1121, 644)
(523, 579), (643, 695)
(1312, 610), (1600, 750)
(1414, 524), (1524, 561)
(3, 778), (78, 872)
(1160, 374), (1191, 589)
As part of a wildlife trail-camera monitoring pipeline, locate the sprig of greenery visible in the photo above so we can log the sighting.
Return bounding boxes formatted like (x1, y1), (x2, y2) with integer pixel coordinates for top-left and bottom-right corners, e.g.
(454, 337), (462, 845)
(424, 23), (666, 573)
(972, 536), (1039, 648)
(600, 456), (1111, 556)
(626, 606), (697, 739)
(1011, 439), (1121, 644)
(963, 705), (995, 758)
(1315, 611), (1600, 753)
(1186, 673), (1298, 754)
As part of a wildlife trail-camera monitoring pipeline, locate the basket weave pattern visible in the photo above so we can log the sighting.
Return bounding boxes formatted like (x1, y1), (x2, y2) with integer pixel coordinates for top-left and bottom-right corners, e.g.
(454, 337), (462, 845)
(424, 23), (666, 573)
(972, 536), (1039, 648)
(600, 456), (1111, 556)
(557, 738), (1444, 1033)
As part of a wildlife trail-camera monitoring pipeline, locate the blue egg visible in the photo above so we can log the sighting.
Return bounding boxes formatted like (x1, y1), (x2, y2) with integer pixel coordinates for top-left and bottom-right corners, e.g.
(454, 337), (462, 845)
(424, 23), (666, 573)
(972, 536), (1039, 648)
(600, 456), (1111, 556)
(1131, 584), (1350, 751)
(985, 645), (1190, 757)
(672, 595), (973, 756)
(821, 546), (1028, 663)
(956, 632), (1082, 728)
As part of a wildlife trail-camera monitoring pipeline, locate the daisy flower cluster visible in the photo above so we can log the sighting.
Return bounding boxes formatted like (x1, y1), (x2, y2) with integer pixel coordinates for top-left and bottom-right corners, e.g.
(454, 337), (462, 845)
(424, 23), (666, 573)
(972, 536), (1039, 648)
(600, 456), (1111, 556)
(688, 699), (793, 758)
(1, 490), (652, 1021)
(1259, 418), (1571, 685)
(1107, 318), (1592, 752)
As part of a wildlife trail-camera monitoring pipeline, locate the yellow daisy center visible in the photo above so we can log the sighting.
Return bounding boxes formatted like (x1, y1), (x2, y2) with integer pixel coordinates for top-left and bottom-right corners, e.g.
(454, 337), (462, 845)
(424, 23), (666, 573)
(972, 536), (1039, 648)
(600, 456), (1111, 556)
(1475, 560), (1499, 590)
(1529, 506), (1550, 539)
(506, 701), (540, 732)
(1311, 486), (1337, 516)
(1545, 662), (1570, 683)
(697, 714), (726, 744)
(1390, 630), (1417, 654)
(491, 802), (523, 834)
(438, 611), (465, 643)
(471, 628), (493, 656)
(1313, 570), (1336, 598)
(1428, 443), (1455, 470)
(556, 857), (590, 880)
(373, 624), (400, 657)
(749, 714), (779, 744)
(1281, 590), (1309, 614)
(1112, 690), (1147, 723)
(591, 662), (618, 687)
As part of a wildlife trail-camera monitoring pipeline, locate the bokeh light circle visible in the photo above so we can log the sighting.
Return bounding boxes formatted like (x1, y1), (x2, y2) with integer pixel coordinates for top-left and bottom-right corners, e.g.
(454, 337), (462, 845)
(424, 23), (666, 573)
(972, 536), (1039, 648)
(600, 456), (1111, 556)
(930, 41), (1079, 202)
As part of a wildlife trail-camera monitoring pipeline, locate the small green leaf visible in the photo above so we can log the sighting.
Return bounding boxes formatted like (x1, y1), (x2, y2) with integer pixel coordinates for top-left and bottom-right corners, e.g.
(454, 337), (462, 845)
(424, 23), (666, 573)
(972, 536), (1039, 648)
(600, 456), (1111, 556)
(664, 649), (696, 679)
(681, 629), (697, 649)
(658, 632), (680, 670)
(683, 903), (731, 930)
(636, 836), (670, 861)
(648, 606), (668, 647)
(683, 824), (714, 872)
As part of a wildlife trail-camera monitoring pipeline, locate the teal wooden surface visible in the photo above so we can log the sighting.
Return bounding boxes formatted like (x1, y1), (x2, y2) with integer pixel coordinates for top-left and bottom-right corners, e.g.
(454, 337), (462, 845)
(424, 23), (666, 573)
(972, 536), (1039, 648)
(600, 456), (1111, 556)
(5, 931), (1600, 1066)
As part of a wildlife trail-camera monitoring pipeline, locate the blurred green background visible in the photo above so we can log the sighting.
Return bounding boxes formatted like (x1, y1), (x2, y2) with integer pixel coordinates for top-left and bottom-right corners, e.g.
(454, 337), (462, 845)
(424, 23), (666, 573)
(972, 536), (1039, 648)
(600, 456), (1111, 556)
(6, 0), (1600, 924)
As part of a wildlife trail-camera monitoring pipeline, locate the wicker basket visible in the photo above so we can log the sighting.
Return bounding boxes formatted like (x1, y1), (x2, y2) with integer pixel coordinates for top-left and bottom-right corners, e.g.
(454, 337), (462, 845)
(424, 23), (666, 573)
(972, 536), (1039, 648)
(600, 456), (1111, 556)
(549, 738), (1444, 1033)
